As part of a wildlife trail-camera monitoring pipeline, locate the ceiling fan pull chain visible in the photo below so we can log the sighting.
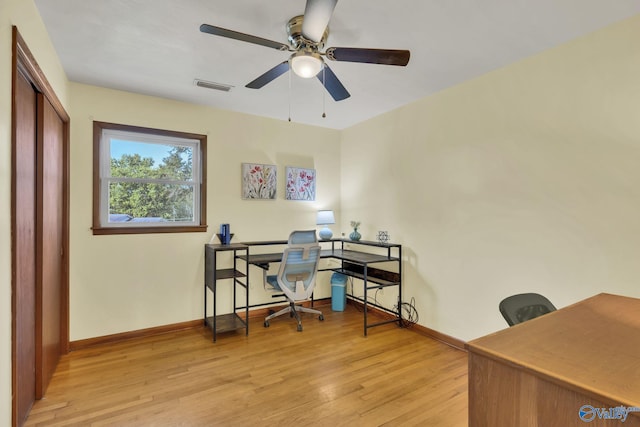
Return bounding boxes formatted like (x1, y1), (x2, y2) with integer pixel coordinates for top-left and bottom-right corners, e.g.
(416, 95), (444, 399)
(288, 62), (292, 122)
(322, 65), (326, 118)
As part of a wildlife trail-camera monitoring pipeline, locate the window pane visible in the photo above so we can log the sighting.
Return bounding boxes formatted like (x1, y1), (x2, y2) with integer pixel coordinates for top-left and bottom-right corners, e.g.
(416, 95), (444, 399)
(108, 182), (195, 223)
(110, 139), (194, 181)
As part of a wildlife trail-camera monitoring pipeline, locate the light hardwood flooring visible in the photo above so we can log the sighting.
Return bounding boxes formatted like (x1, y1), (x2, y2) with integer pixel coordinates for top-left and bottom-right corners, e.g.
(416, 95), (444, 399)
(26, 304), (468, 426)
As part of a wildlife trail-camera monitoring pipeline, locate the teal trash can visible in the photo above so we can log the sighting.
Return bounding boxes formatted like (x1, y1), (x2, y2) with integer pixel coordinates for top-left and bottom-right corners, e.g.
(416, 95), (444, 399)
(331, 273), (348, 311)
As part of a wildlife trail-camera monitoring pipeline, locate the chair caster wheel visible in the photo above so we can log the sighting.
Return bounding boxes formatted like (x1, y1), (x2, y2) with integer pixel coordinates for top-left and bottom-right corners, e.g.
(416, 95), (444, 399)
(264, 321), (269, 328)
(319, 314), (324, 321)
(297, 324), (303, 332)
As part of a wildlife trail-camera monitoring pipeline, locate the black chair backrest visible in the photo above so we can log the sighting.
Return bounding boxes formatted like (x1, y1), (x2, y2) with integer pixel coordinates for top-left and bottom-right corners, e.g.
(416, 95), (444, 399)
(499, 293), (557, 326)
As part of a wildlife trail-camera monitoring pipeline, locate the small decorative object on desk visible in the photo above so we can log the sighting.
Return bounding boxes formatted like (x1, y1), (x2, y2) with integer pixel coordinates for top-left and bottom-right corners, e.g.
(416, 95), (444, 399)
(377, 231), (390, 244)
(218, 223), (232, 245)
(317, 210), (335, 240)
(216, 233), (234, 244)
(349, 221), (361, 241)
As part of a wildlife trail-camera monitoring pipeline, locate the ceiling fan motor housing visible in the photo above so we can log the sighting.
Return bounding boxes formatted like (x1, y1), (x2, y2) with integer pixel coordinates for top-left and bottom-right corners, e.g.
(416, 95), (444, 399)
(287, 15), (328, 50)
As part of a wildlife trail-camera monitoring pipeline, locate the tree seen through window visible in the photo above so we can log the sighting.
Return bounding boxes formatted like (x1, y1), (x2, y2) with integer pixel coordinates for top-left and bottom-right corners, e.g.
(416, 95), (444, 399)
(109, 143), (195, 222)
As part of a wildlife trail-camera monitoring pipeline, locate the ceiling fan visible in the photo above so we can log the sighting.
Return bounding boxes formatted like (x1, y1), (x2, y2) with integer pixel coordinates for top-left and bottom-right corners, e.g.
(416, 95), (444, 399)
(200, 0), (410, 101)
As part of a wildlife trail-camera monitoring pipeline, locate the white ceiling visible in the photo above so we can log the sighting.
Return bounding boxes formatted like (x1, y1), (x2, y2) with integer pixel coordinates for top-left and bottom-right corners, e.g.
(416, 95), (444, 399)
(34, 0), (640, 130)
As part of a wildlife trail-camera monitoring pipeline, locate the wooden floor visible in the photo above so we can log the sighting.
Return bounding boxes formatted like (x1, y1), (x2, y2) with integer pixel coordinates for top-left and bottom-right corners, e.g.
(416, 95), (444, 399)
(26, 304), (468, 426)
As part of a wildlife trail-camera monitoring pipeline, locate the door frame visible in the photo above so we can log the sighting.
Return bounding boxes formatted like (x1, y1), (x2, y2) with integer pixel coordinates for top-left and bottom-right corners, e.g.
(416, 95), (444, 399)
(11, 26), (70, 426)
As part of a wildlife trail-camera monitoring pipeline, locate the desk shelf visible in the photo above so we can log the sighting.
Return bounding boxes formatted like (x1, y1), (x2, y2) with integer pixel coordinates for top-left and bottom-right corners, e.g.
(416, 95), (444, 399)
(204, 244), (249, 342)
(332, 268), (399, 288)
(205, 313), (246, 334)
(206, 268), (245, 286)
(334, 260), (401, 286)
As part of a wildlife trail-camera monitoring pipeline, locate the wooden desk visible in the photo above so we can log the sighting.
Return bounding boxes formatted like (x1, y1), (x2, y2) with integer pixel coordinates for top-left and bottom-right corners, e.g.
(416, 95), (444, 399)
(467, 293), (640, 426)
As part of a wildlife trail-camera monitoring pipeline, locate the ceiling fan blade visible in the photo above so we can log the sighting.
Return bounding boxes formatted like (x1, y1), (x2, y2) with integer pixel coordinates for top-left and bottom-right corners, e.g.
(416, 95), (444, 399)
(326, 47), (410, 66)
(200, 24), (289, 51)
(246, 61), (290, 89)
(317, 65), (350, 101)
(302, 0), (338, 43)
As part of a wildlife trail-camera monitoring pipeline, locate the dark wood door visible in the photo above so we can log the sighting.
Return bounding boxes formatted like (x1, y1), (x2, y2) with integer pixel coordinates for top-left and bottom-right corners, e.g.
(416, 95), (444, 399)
(13, 70), (37, 426)
(12, 27), (69, 426)
(36, 93), (64, 398)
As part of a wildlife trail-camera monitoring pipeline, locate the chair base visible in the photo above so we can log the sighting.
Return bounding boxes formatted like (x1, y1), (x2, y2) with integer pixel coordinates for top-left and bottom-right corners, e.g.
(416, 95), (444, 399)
(264, 302), (324, 332)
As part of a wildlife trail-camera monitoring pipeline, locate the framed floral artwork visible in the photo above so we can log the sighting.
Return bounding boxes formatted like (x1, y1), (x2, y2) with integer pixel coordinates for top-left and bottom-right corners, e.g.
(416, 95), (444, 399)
(242, 163), (277, 199)
(285, 166), (316, 201)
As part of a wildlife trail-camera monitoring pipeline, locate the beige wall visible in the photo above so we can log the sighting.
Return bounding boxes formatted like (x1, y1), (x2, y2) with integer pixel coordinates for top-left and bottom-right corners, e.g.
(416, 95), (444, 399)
(341, 14), (640, 342)
(1, 0), (70, 424)
(69, 83), (341, 341)
(3, 1), (640, 422)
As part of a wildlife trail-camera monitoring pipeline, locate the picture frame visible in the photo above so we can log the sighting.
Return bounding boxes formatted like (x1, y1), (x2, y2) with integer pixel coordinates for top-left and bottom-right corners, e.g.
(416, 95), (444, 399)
(285, 166), (316, 201)
(241, 163), (277, 200)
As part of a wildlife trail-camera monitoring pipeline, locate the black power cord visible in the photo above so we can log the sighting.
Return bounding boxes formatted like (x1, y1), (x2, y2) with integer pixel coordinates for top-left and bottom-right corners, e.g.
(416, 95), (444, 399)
(343, 275), (419, 327)
(347, 283), (419, 329)
(394, 296), (419, 328)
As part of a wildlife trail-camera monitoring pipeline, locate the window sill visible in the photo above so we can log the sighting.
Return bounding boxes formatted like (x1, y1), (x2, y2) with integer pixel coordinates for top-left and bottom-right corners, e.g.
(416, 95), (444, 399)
(92, 225), (208, 235)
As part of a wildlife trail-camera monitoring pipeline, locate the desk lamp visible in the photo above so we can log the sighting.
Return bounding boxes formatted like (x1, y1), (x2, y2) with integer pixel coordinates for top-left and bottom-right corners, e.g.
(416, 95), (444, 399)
(316, 210), (335, 240)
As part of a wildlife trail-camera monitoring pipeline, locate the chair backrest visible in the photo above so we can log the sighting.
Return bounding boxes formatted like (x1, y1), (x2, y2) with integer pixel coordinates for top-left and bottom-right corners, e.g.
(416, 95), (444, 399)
(275, 230), (321, 301)
(499, 293), (557, 326)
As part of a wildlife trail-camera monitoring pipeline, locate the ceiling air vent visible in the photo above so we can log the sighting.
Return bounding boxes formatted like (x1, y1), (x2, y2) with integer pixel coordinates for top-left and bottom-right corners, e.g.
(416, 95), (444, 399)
(194, 79), (234, 92)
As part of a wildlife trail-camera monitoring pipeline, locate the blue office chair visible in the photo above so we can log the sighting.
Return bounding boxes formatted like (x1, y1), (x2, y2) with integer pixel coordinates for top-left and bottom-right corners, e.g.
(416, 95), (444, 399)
(499, 293), (557, 326)
(264, 230), (324, 332)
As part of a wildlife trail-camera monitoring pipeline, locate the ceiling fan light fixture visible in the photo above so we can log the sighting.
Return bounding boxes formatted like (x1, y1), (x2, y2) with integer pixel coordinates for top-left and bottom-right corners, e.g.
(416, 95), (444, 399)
(290, 50), (323, 78)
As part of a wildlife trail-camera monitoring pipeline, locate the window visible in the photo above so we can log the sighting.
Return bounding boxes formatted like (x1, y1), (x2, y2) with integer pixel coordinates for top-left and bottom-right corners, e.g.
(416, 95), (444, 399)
(93, 121), (207, 235)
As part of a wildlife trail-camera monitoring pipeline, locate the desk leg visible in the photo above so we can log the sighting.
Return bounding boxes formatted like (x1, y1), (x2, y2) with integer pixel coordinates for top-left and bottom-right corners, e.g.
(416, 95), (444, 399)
(245, 250), (249, 336)
(212, 251), (217, 343)
(363, 265), (368, 337)
(398, 246), (402, 327)
(213, 281), (217, 342)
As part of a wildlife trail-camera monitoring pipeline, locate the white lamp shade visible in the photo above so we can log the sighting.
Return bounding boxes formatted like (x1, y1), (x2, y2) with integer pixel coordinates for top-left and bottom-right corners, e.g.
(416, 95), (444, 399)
(316, 210), (335, 225)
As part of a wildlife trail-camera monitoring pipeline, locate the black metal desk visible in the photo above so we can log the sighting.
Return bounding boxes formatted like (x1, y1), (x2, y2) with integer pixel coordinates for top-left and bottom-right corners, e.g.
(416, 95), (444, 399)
(236, 239), (403, 336)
